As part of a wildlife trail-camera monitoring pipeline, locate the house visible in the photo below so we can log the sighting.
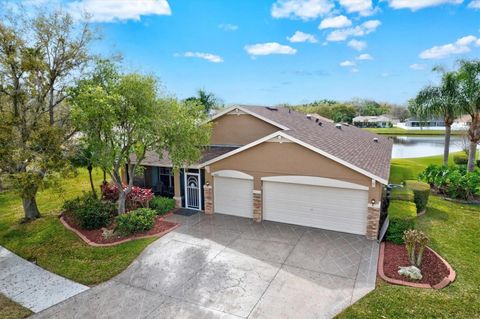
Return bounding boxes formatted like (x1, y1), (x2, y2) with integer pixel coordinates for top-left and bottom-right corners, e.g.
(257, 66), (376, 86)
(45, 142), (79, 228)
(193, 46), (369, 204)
(396, 116), (469, 131)
(129, 106), (393, 240)
(352, 115), (392, 128)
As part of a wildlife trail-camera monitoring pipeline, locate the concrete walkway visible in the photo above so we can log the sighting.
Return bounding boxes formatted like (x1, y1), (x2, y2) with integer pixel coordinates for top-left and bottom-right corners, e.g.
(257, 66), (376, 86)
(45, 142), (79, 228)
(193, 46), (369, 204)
(33, 213), (379, 319)
(0, 246), (89, 313)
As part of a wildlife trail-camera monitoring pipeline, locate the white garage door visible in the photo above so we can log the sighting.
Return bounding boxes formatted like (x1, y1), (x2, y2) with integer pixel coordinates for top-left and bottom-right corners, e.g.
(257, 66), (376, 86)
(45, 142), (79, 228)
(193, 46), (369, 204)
(213, 171), (253, 218)
(263, 176), (369, 235)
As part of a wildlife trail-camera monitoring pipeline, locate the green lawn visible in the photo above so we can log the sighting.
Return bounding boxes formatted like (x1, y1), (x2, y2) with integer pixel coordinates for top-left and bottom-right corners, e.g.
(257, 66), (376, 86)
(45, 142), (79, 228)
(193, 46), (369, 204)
(338, 155), (480, 319)
(0, 169), (156, 286)
(0, 294), (31, 319)
(365, 127), (466, 136)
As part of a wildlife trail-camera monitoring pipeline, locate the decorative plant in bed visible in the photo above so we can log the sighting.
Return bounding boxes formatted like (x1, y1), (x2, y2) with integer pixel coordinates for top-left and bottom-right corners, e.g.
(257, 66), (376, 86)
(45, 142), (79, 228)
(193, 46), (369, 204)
(380, 200), (455, 289)
(60, 184), (178, 246)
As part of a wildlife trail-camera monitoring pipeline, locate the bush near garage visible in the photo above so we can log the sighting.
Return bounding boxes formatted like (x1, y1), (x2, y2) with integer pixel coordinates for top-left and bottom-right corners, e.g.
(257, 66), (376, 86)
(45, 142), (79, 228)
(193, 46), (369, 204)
(453, 154), (468, 165)
(150, 197), (176, 215)
(386, 200), (417, 244)
(390, 187), (415, 202)
(404, 180), (430, 213)
(62, 193), (115, 230)
(115, 208), (156, 235)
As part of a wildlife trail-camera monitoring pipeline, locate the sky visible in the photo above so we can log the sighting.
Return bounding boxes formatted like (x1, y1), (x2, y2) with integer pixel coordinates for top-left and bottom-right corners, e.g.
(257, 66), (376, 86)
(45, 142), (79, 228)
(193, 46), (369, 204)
(9, 0), (480, 105)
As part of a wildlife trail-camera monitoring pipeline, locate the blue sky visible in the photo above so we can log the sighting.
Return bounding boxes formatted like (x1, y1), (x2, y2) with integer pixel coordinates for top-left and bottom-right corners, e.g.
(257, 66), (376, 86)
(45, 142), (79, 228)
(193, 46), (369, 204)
(19, 0), (480, 105)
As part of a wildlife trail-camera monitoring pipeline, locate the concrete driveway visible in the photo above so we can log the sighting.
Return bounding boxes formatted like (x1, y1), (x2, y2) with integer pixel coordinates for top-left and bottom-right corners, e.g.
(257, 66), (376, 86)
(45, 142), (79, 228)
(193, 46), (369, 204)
(33, 213), (379, 319)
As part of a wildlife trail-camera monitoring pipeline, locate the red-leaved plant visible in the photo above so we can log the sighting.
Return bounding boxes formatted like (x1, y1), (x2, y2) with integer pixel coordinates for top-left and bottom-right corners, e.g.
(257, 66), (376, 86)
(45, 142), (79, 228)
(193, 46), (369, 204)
(101, 182), (154, 211)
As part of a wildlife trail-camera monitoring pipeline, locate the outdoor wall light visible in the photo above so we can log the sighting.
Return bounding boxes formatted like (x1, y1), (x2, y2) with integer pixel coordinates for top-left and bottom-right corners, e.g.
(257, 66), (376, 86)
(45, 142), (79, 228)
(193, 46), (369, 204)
(371, 199), (376, 205)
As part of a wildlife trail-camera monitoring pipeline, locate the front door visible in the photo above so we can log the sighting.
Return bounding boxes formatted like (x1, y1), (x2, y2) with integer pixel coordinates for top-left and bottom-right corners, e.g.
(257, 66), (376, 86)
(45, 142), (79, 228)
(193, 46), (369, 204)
(185, 171), (201, 210)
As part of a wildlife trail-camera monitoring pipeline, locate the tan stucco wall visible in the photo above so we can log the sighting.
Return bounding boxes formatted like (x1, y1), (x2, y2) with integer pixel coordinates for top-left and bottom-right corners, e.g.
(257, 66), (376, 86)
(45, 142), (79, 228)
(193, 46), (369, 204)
(210, 114), (280, 145)
(206, 141), (383, 204)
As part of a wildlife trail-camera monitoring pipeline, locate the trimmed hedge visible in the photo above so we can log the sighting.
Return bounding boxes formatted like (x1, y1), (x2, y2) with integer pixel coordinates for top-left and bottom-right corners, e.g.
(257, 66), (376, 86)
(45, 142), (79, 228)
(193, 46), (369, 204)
(453, 154), (468, 165)
(62, 194), (115, 230)
(150, 197), (176, 215)
(115, 208), (156, 235)
(404, 180), (430, 213)
(386, 200), (417, 244)
(390, 187), (414, 202)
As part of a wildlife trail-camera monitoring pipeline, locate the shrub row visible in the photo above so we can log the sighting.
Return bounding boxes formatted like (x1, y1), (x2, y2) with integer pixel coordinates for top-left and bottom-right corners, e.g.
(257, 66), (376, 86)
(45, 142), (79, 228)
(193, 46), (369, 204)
(115, 208), (156, 235)
(420, 164), (480, 200)
(386, 200), (417, 244)
(150, 197), (176, 215)
(404, 180), (430, 213)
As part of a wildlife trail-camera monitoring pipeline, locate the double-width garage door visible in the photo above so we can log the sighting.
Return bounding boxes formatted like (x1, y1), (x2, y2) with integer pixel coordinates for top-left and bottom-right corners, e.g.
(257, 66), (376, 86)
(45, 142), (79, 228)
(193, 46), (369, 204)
(262, 176), (369, 235)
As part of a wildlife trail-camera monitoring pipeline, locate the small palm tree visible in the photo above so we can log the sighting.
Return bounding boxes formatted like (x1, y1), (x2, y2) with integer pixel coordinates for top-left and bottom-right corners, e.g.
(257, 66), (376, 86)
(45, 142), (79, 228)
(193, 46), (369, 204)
(413, 70), (461, 166)
(457, 59), (480, 172)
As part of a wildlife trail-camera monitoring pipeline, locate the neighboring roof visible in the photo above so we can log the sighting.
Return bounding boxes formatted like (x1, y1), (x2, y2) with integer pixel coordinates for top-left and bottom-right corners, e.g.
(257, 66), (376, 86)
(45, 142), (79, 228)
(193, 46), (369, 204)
(455, 114), (471, 123)
(131, 146), (238, 167)
(205, 105), (392, 184)
(353, 115), (391, 122)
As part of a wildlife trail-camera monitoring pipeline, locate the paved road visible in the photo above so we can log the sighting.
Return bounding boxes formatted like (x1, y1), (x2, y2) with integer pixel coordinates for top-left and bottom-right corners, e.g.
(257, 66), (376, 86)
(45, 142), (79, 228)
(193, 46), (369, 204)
(33, 213), (379, 319)
(0, 246), (88, 313)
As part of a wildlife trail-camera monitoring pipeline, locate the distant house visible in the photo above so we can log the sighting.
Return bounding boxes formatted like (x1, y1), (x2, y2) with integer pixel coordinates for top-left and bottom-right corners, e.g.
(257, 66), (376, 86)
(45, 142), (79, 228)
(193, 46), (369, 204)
(397, 116), (469, 131)
(352, 115), (392, 128)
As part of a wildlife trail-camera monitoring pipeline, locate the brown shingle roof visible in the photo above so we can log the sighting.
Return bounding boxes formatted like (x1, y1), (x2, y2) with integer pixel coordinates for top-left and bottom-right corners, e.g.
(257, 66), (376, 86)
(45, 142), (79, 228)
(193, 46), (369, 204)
(240, 105), (392, 183)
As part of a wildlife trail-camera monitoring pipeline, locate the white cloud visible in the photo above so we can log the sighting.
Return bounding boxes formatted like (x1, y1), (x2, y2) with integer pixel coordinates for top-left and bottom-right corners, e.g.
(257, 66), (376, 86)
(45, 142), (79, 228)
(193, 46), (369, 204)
(271, 0), (334, 20)
(339, 0), (375, 16)
(348, 39), (367, 50)
(469, 0), (480, 8)
(352, 68), (360, 73)
(244, 42), (297, 56)
(340, 60), (356, 67)
(177, 52), (224, 63)
(356, 53), (373, 60)
(410, 63), (427, 70)
(68, 0), (171, 22)
(388, 0), (462, 11)
(287, 31), (318, 43)
(218, 23), (238, 31)
(326, 19), (381, 41)
(319, 15), (352, 29)
(420, 35), (478, 59)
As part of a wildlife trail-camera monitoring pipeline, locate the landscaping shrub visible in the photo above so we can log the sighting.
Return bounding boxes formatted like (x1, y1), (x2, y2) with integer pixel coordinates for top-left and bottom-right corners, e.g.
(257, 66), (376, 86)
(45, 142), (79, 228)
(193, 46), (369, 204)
(150, 197), (176, 215)
(115, 208), (156, 235)
(453, 154), (468, 165)
(390, 187), (414, 202)
(386, 200), (417, 244)
(420, 164), (480, 200)
(477, 160), (480, 168)
(62, 194), (115, 230)
(101, 182), (154, 209)
(404, 180), (430, 213)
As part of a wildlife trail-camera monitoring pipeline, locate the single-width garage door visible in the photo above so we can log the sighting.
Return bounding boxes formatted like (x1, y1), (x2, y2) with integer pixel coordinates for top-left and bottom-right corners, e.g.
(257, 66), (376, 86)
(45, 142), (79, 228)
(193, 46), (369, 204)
(213, 170), (253, 218)
(263, 176), (369, 235)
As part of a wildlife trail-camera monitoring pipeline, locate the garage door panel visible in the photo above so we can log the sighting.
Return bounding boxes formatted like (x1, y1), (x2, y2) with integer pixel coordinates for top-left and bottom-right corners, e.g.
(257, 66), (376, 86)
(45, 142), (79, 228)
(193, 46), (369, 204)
(263, 180), (368, 235)
(214, 176), (253, 218)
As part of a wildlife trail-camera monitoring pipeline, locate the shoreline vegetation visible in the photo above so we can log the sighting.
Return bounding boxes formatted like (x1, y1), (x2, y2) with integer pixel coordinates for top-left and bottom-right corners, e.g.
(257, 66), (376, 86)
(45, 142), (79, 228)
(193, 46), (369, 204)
(364, 127), (467, 136)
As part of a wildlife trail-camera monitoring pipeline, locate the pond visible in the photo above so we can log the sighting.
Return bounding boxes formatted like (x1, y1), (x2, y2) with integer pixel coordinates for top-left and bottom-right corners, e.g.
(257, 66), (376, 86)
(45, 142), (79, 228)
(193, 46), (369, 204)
(391, 135), (465, 159)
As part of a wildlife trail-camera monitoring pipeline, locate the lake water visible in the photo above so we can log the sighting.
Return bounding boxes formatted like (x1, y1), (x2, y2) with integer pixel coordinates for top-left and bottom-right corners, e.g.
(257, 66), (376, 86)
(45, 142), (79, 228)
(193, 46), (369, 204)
(391, 135), (465, 159)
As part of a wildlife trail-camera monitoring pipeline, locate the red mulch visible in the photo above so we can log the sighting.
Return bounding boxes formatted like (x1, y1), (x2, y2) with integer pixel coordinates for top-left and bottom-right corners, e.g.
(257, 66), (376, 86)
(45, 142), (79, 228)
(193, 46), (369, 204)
(62, 213), (177, 245)
(383, 242), (450, 286)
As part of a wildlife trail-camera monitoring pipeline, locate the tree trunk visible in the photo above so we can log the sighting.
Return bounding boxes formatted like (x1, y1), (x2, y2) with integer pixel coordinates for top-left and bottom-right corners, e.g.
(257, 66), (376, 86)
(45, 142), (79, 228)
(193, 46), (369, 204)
(22, 196), (40, 220)
(443, 124), (452, 166)
(118, 190), (127, 214)
(467, 141), (477, 172)
(103, 169), (107, 183)
(88, 165), (97, 199)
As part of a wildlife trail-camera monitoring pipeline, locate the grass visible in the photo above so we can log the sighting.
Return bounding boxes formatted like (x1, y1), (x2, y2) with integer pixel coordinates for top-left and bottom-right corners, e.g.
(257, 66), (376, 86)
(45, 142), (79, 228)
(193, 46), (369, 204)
(0, 169), (156, 286)
(337, 154), (480, 319)
(365, 127), (466, 136)
(0, 294), (32, 319)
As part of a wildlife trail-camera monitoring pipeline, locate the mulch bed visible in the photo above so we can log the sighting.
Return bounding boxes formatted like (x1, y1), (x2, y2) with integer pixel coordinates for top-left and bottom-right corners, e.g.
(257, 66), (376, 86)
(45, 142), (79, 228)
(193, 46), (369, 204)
(62, 212), (178, 246)
(382, 242), (450, 286)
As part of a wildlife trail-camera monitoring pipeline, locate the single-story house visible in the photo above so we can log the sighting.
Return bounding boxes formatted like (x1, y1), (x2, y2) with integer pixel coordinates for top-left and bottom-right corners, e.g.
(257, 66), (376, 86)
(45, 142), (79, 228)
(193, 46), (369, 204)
(396, 116), (469, 131)
(352, 115), (393, 128)
(129, 106), (393, 240)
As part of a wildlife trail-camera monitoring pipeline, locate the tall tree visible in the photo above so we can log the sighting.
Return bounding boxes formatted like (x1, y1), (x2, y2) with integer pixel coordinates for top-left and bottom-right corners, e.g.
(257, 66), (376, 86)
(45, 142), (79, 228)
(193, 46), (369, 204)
(185, 89), (221, 114)
(0, 10), (93, 220)
(69, 141), (97, 198)
(72, 62), (211, 214)
(457, 59), (480, 171)
(413, 70), (461, 166)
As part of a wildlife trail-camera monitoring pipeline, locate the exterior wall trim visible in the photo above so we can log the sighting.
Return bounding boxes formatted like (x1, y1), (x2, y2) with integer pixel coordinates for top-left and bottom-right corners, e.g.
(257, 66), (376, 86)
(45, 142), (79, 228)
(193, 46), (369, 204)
(261, 175), (369, 191)
(200, 131), (388, 185)
(208, 106), (290, 131)
(212, 170), (254, 180)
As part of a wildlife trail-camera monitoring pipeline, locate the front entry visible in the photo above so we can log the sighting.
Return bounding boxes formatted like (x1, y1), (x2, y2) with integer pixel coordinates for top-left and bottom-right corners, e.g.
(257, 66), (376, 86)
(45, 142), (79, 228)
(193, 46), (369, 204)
(185, 171), (201, 210)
